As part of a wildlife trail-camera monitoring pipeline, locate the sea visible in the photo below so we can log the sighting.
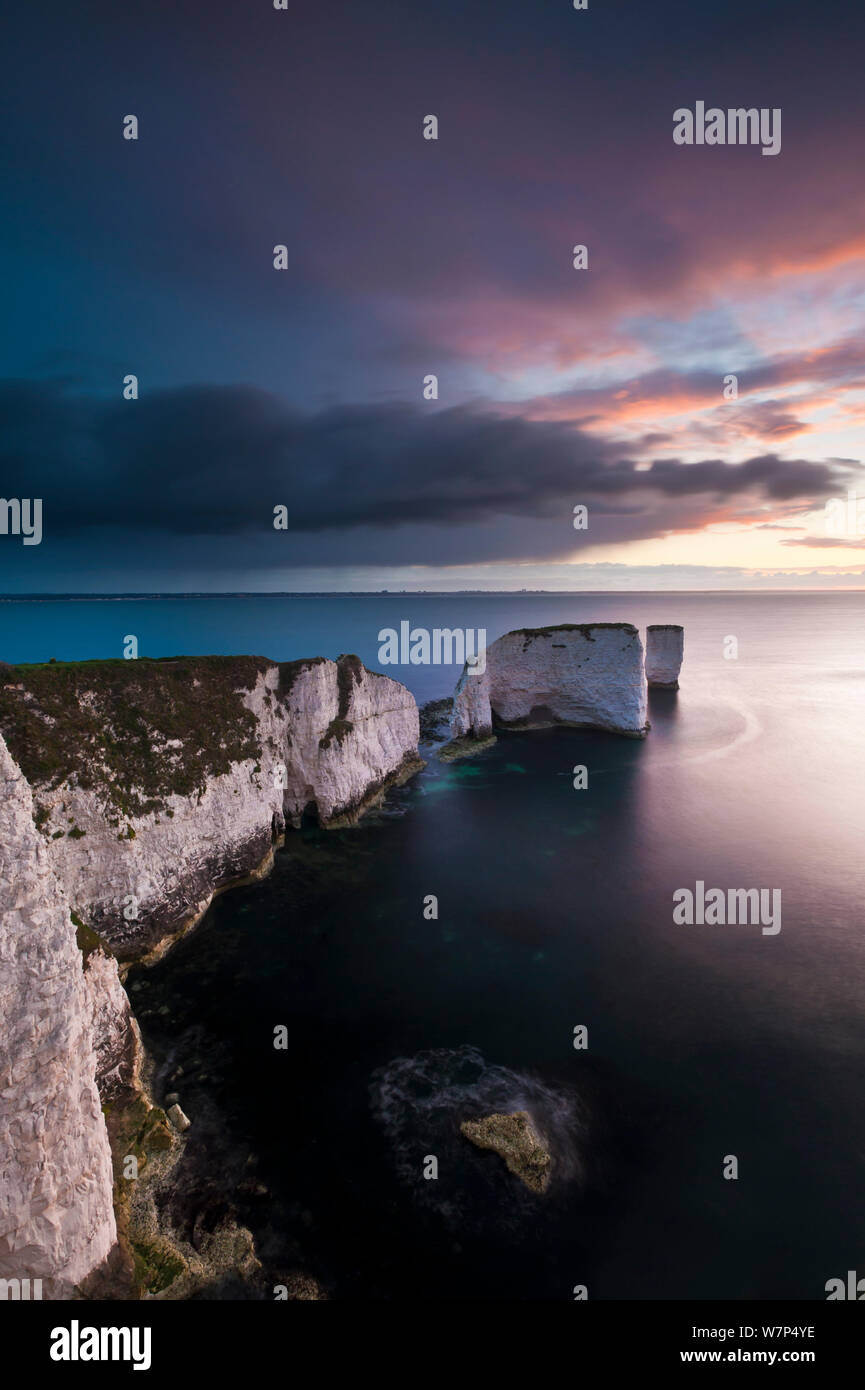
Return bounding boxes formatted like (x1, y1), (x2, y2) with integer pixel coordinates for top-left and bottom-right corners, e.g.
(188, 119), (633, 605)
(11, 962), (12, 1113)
(3, 591), (864, 1300)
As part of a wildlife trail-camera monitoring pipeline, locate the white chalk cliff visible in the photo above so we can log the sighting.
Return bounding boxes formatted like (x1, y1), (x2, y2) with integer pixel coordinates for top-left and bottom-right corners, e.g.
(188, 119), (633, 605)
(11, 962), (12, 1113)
(0, 652), (421, 1294)
(0, 735), (116, 1297)
(451, 624), (650, 741)
(645, 625), (684, 689)
(2, 654), (420, 961)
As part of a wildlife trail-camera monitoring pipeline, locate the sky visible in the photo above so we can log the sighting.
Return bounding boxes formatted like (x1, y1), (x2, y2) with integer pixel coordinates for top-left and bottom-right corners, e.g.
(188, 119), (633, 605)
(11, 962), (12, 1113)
(2, 0), (865, 592)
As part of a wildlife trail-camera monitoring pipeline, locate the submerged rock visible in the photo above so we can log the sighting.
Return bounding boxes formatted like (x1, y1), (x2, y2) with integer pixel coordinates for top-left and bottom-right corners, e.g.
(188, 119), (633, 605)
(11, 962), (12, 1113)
(278, 1272), (327, 1300)
(418, 697), (453, 743)
(460, 1111), (551, 1194)
(438, 733), (497, 762)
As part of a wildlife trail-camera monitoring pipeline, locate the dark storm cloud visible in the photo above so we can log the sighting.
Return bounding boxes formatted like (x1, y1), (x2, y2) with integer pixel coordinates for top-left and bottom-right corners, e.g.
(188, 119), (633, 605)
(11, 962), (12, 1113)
(1, 381), (860, 561)
(6, 0), (865, 387)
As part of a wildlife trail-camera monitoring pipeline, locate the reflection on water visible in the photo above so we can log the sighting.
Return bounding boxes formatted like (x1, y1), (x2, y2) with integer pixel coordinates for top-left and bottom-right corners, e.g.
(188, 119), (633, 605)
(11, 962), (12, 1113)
(123, 593), (865, 1298)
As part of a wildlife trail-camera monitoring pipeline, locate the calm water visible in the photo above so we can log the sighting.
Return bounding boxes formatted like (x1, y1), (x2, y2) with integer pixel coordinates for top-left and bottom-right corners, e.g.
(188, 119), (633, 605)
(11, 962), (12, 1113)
(4, 593), (864, 1299)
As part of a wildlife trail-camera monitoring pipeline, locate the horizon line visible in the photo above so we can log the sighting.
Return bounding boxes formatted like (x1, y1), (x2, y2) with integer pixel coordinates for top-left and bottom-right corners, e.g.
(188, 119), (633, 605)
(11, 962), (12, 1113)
(2, 588), (865, 600)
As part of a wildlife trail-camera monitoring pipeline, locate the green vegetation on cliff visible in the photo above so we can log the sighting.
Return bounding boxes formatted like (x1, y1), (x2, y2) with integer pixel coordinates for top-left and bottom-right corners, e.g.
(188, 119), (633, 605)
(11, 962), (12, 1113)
(319, 654), (363, 750)
(0, 655), (271, 817)
(72, 909), (112, 964)
(508, 622), (638, 643)
(103, 1091), (178, 1296)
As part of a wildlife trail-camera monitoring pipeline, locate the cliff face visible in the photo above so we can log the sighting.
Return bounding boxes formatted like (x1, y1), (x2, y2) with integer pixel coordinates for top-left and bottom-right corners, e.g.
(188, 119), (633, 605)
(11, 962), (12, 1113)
(646, 625), (684, 689)
(0, 654), (421, 961)
(81, 945), (141, 1104)
(278, 653), (422, 829)
(0, 652), (421, 1295)
(0, 735), (116, 1297)
(451, 624), (649, 741)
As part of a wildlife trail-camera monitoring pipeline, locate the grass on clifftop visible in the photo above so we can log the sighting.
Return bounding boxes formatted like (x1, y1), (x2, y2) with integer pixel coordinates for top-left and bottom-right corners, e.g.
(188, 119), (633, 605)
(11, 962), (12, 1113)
(0, 655), (272, 818)
(508, 622), (638, 643)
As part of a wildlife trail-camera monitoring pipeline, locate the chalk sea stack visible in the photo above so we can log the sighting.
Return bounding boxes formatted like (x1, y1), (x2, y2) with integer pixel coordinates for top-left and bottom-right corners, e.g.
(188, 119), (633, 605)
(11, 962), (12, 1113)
(460, 1111), (552, 1194)
(645, 625), (684, 689)
(449, 623), (650, 749)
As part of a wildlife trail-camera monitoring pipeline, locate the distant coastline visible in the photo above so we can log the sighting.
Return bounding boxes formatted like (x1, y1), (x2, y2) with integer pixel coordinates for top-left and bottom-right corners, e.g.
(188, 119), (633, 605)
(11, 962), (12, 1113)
(3, 588), (865, 601)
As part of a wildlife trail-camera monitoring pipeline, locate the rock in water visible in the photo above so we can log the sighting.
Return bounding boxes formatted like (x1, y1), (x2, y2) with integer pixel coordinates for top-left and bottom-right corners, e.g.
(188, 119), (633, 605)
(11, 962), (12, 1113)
(450, 623), (649, 743)
(278, 1272), (327, 1300)
(166, 1104), (191, 1133)
(460, 1111), (551, 1194)
(646, 624), (684, 689)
